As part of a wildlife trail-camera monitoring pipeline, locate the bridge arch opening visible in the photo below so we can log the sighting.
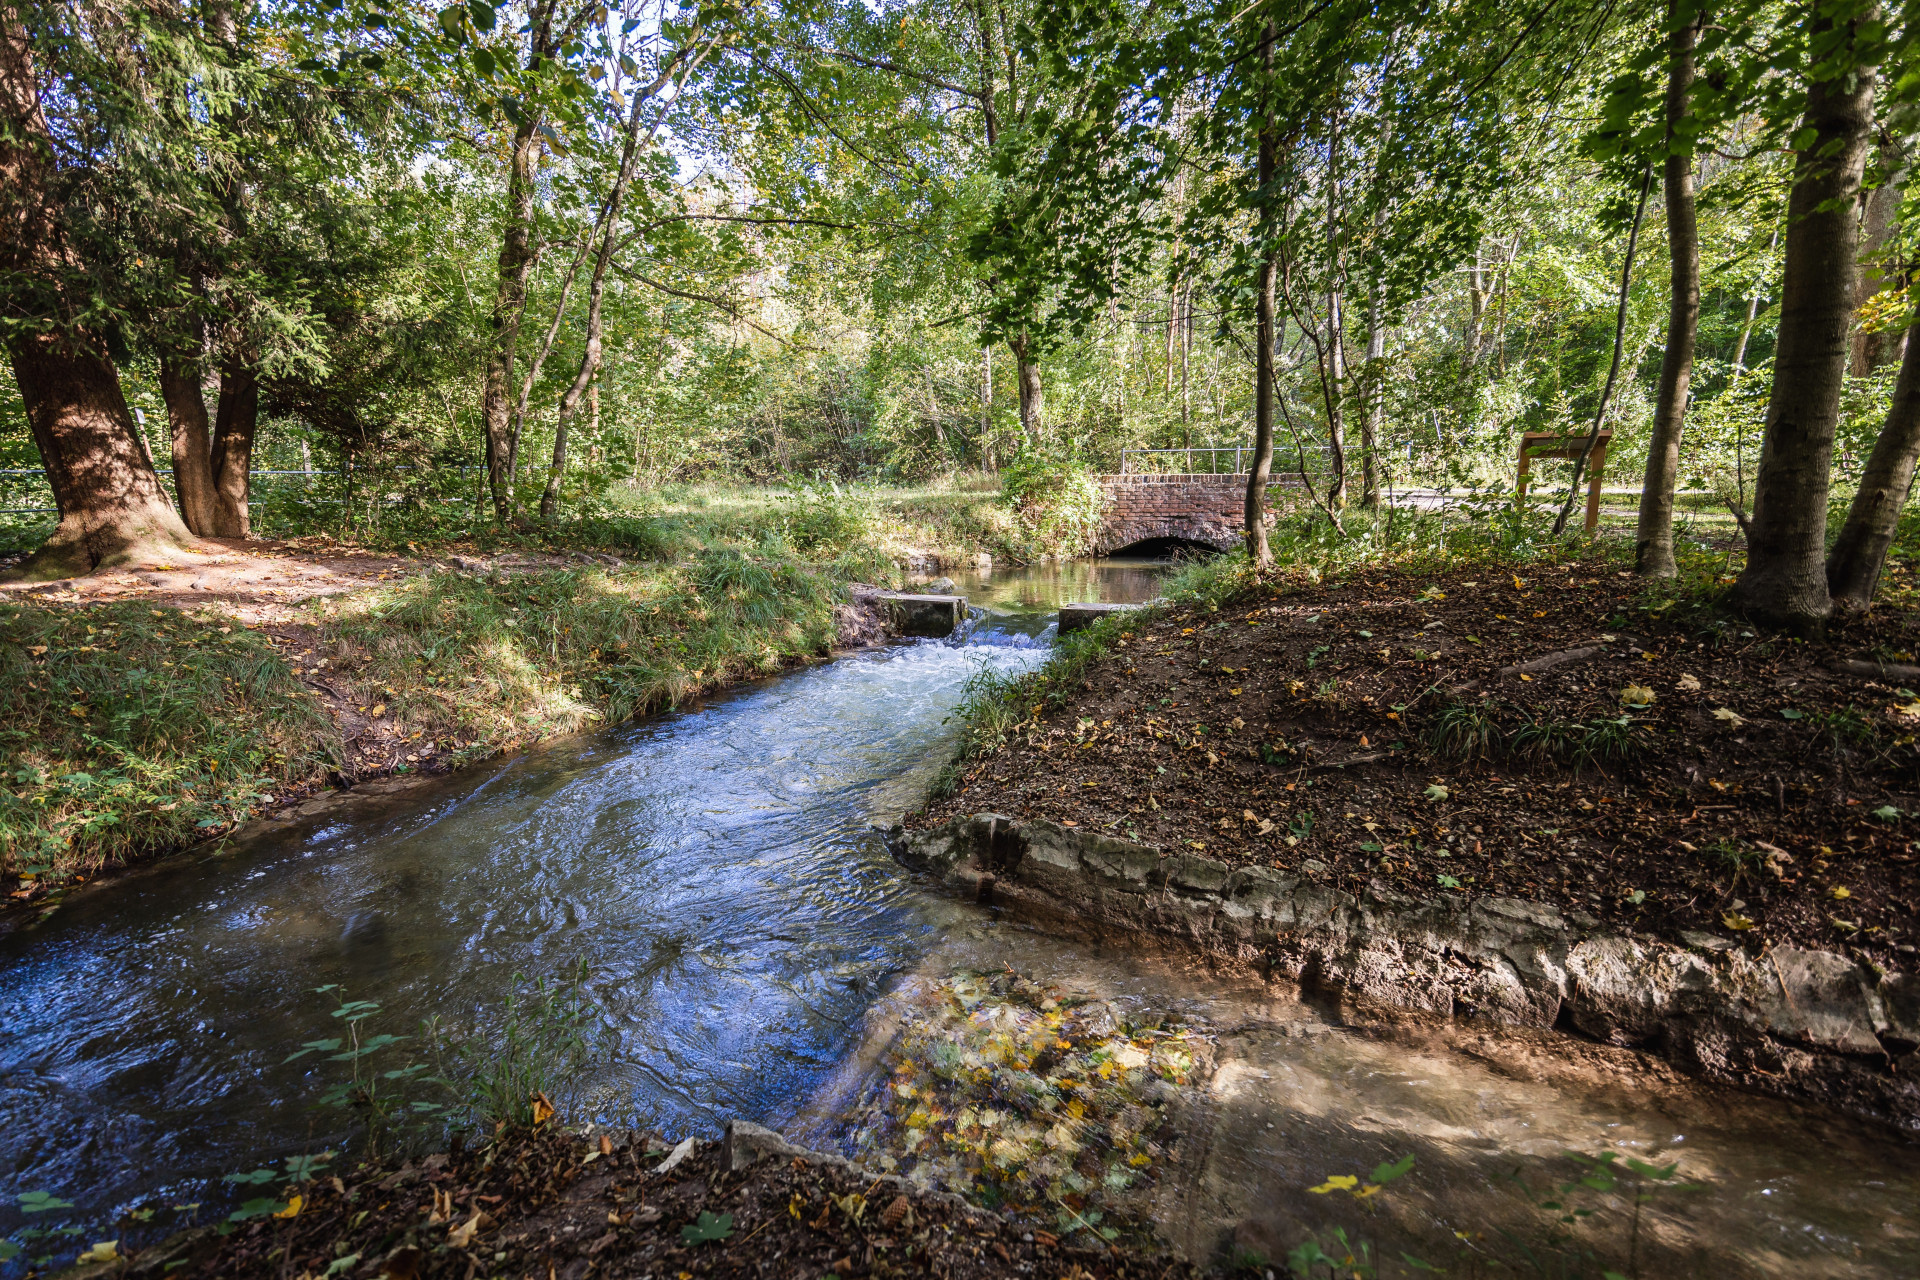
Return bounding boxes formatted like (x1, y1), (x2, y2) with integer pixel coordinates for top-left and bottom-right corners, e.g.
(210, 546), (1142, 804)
(1107, 535), (1230, 560)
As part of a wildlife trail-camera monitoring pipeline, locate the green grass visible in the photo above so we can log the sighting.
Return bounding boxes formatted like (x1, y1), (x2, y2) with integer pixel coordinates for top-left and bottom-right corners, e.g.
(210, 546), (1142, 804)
(0, 602), (336, 878)
(309, 551), (848, 752)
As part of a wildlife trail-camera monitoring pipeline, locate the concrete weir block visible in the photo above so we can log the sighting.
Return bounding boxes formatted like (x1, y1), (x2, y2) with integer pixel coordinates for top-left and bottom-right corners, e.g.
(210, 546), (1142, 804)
(1059, 601), (1139, 634)
(878, 592), (966, 637)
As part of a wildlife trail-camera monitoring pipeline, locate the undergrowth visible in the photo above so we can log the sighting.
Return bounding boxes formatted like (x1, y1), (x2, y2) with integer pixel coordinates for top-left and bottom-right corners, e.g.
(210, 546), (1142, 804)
(0, 603), (336, 879)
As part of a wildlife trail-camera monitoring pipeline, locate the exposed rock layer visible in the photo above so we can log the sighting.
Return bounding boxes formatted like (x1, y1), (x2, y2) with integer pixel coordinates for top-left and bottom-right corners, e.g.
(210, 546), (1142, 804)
(892, 813), (1920, 1130)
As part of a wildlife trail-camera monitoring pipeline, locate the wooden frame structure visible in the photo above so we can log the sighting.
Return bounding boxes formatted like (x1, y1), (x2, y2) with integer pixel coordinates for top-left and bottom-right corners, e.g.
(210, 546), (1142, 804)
(1516, 430), (1612, 533)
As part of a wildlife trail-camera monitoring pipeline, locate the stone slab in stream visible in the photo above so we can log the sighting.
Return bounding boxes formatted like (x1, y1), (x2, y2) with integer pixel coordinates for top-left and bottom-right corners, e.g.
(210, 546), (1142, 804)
(877, 591), (967, 637)
(1059, 600), (1140, 633)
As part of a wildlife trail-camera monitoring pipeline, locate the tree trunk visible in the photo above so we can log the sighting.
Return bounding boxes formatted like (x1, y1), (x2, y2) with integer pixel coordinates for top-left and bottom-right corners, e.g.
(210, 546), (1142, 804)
(1634, 1), (1702, 578)
(1731, 10), (1879, 630)
(480, 2), (557, 522)
(1827, 319), (1920, 608)
(210, 360), (258, 537)
(1010, 332), (1042, 443)
(541, 32), (697, 519)
(1324, 81), (1347, 509)
(1, 9), (200, 580)
(1852, 146), (1908, 375)
(1245, 23), (1277, 566)
(159, 354), (221, 535)
(1361, 283), (1384, 508)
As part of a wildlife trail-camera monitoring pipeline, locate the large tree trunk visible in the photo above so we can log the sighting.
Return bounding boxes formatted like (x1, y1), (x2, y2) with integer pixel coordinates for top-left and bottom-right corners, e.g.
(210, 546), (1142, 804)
(1827, 319), (1920, 608)
(210, 360), (258, 536)
(9, 335), (204, 577)
(159, 354), (221, 535)
(1731, 10), (1879, 630)
(1010, 332), (1042, 444)
(479, 2), (557, 521)
(1, 8), (201, 580)
(1634, 0), (1701, 579)
(1245, 23), (1277, 566)
(482, 117), (541, 521)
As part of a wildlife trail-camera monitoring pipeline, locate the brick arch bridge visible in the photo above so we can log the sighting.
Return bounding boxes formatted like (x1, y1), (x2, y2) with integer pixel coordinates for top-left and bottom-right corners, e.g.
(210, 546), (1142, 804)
(1094, 472), (1295, 555)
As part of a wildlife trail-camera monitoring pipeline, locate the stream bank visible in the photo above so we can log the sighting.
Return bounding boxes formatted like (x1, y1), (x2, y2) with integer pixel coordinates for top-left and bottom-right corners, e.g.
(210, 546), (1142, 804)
(903, 557), (1920, 1130)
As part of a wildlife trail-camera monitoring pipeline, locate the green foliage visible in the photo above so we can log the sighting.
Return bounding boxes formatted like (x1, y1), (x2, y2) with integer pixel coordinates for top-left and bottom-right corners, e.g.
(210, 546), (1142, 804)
(424, 957), (604, 1129)
(681, 1211), (735, 1244)
(999, 450), (1107, 559)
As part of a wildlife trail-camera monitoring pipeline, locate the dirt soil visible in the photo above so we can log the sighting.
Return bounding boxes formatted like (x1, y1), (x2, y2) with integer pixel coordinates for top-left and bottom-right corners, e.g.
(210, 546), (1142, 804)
(150, 1127), (1196, 1280)
(914, 558), (1920, 966)
(0, 535), (595, 622)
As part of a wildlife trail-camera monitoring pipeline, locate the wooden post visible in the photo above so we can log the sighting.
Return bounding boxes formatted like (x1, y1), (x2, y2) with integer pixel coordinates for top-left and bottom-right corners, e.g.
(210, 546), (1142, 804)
(1585, 440), (1607, 534)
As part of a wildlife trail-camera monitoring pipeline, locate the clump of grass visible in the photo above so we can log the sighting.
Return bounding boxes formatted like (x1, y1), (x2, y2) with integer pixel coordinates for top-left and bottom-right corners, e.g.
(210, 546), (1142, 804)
(1426, 698), (1501, 760)
(0, 602), (335, 879)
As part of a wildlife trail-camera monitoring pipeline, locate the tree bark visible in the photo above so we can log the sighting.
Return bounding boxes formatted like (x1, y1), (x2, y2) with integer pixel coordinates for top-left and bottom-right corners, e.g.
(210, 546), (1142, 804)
(480, 2), (558, 522)
(1361, 281), (1384, 508)
(1634, 0), (1702, 578)
(210, 360), (258, 536)
(1324, 78), (1347, 509)
(159, 354), (221, 535)
(1851, 145), (1908, 375)
(1731, 9), (1879, 630)
(1010, 332), (1042, 443)
(1827, 319), (1920, 608)
(1, 8), (201, 579)
(1245, 22), (1277, 566)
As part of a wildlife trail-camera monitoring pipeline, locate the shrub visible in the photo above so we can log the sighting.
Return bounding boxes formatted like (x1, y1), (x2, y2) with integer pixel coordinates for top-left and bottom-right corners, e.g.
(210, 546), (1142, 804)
(999, 449), (1106, 558)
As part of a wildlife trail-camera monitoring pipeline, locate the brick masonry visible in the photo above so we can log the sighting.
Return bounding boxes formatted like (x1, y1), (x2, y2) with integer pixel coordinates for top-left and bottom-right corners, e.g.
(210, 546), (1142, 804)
(1094, 473), (1297, 554)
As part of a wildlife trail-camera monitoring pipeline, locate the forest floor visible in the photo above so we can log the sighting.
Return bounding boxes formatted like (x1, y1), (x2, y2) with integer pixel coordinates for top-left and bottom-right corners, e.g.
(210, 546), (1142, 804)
(916, 554), (1920, 966)
(0, 502), (991, 896)
(113, 1126), (1198, 1280)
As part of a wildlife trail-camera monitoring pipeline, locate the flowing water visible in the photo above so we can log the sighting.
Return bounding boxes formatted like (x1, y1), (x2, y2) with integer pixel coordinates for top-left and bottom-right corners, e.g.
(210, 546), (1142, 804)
(1, 559), (1915, 1275)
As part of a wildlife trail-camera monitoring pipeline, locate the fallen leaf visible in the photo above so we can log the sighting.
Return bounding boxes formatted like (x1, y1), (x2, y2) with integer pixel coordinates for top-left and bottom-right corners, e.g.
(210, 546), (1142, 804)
(1620, 685), (1655, 708)
(1830, 885), (1851, 899)
(1677, 673), (1701, 691)
(1721, 912), (1755, 931)
(447, 1212), (487, 1249)
(1712, 707), (1746, 727)
(75, 1242), (118, 1265)
(26, 645), (46, 657)
(1424, 784), (1449, 801)
(275, 1195), (303, 1219)
(1309, 1175), (1359, 1194)
(530, 1092), (555, 1126)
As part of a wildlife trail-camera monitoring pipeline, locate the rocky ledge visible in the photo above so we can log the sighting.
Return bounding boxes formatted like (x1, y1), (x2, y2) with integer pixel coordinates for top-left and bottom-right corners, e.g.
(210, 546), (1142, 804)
(891, 813), (1920, 1131)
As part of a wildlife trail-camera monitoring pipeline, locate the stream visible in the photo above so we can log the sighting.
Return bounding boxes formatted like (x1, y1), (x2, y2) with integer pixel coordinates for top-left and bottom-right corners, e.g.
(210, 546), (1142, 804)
(1, 558), (1916, 1275)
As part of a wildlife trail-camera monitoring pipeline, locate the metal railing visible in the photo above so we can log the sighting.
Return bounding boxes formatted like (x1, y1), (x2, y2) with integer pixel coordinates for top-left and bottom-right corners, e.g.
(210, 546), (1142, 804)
(1117, 445), (1334, 476)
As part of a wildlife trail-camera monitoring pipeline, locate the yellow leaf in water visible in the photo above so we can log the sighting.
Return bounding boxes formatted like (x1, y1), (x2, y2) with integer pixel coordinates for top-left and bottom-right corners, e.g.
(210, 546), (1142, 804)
(1309, 1175), (1359, 1194)
(1721, 912), (1755, 931)
(275, 1195), (303, 1219)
